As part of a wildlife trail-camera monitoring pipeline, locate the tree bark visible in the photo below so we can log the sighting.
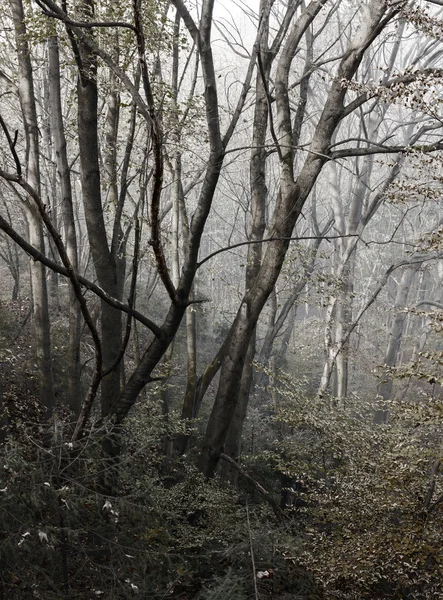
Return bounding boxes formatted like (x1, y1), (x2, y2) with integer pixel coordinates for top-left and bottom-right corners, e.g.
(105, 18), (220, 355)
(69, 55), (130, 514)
(74, 1), (123, 417)
(218, 0), (272, 483)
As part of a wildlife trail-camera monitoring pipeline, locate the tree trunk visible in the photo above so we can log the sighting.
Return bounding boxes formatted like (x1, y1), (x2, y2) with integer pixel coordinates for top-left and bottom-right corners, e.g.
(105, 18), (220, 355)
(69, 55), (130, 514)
(75, 4), (122, 417)
(10, 0), (55, 418)
(48, 35), (81, 415)
(175, 295), (198, 455)
(214, 0), (275, 479)
(219, 335), (256, 485)
(374, 263), (420, 424)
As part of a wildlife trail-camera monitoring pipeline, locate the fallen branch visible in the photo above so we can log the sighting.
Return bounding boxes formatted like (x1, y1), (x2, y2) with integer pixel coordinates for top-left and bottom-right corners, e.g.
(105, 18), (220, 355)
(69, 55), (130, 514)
(423, 459), (440, 513)
(219, 453), (288, 522)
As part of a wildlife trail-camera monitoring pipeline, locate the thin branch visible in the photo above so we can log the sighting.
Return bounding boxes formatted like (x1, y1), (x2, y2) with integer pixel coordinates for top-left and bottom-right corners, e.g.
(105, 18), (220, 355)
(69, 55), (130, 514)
(197, 234), (357, 268)
(330, 140), (443, 159)
(132, 0), (177, 304)
(0, 114), (21, 178)
(416, 300), (443, 310)
(342, 69), (443, 118)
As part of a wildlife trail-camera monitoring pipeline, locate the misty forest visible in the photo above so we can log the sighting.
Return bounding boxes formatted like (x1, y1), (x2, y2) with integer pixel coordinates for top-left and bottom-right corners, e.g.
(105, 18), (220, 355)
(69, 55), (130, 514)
(3, 0), (443, 598)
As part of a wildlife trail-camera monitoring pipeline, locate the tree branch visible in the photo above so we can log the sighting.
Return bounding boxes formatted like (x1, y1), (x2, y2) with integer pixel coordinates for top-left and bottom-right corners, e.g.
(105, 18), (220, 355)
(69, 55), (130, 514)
(197, 234), (357, 268)
(132, 0), (177, 304)
(417, 300), (443, 310)
(342, 68), (443, 118)
(330, 140), (443, 159)
(0, 210), (163, 339)
(34, 0), (152, 123)
(0, 114), (21, 178)
(34, 0), (136, 30)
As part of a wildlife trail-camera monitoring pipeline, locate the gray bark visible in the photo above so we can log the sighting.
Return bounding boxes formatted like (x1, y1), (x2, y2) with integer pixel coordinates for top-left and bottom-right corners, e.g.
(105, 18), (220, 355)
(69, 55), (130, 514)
(74, 1), (123, 417)
(219, 0), (272, 483)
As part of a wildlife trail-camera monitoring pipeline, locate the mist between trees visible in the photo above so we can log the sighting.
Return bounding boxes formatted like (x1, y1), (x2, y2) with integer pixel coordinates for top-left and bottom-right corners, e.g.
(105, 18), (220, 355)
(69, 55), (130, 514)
(2, 0), (443, 598)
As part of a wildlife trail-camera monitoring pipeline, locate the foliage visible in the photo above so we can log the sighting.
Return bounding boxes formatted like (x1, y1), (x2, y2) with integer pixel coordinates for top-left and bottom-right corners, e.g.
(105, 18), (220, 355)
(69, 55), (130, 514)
(261, 367), (443, 599)
(0, 388), (317, 599)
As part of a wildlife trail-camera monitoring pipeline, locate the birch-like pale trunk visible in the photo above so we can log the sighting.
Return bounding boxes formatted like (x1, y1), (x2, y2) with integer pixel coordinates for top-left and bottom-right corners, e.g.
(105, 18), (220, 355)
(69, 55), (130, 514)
(41, 68), (59, 307)
(317, 154), (403, 399)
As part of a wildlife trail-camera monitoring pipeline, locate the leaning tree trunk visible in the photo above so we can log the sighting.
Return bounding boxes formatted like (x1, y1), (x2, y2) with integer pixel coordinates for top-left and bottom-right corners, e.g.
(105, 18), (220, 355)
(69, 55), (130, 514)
(219, 332), (256, 486)
(218, 1), (272, 483)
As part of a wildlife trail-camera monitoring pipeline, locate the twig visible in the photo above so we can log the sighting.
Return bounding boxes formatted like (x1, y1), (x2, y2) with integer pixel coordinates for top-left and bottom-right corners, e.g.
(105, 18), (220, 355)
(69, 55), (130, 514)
(423, 459), (440, 513)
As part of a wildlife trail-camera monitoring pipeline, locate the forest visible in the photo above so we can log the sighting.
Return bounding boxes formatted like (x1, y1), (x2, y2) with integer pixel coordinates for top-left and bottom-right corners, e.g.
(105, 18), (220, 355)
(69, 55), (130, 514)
(1, 0), (443, 598)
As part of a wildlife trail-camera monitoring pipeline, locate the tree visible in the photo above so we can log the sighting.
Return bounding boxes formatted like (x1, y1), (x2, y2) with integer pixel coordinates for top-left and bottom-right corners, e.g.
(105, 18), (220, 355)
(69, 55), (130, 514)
(198, 0), (443, 477)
